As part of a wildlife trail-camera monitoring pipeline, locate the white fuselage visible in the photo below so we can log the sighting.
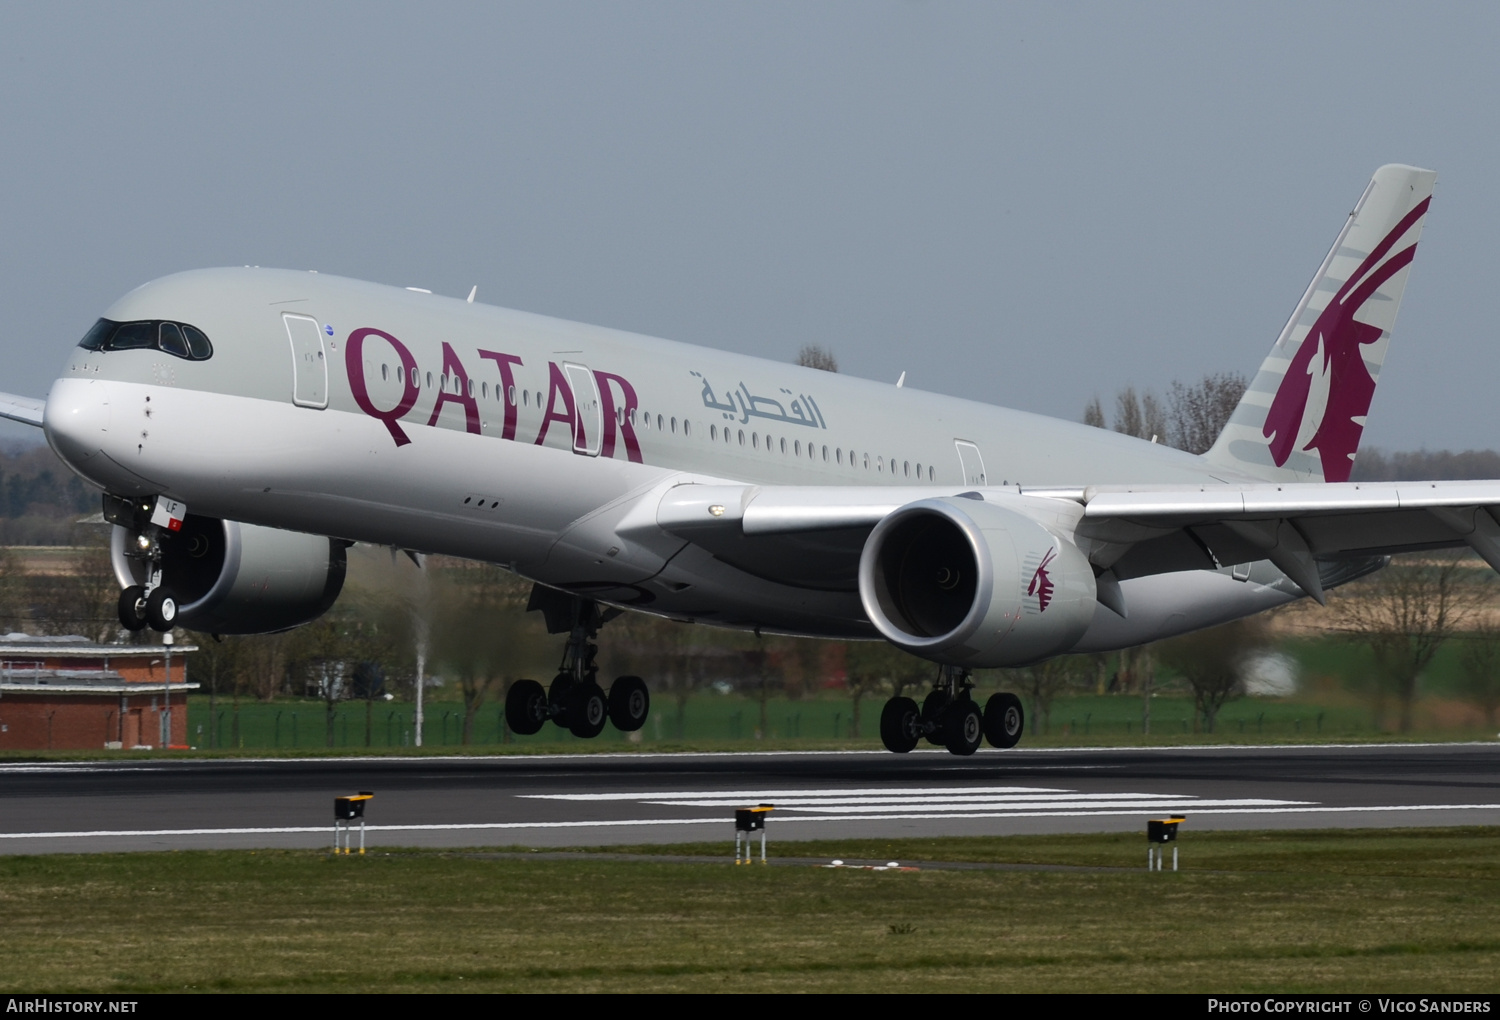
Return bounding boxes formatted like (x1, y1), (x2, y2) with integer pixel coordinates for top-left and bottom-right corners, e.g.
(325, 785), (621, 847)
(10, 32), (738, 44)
(43, 268), (1301, 645)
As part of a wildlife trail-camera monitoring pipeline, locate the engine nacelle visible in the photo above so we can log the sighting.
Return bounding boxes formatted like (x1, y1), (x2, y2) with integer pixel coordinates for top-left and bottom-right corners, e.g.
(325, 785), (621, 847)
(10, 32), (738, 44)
(112, 515), (347, 634)
(858, 496), (1096, 668)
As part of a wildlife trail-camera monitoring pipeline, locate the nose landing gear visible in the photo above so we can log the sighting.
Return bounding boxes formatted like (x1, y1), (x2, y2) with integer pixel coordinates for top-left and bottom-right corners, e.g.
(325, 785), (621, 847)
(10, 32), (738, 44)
(105, 494), (187, 634)
(878, 666), (1025, 755)
(503, 588), (650, 740)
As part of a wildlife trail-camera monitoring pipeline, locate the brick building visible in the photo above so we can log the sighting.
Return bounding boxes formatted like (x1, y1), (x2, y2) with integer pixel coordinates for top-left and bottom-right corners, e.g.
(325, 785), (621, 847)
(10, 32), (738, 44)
(0, 634), (198, 750)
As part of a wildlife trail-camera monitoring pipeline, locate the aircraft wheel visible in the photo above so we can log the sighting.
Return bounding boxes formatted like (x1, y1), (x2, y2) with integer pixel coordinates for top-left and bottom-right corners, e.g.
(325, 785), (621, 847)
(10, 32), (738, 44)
(921, 689), (951, 746)
(879, 696), (920, 753)
(505, 679), (548, 735)
(569, 682), (608, 738)
(145, 587), (178, 632)
(117, 586), (148, 632)
(983, 693), (1024, 749)
(548, 672), (576, 729)
(945, 700), (983, 756)
(608, 675), (650, 731)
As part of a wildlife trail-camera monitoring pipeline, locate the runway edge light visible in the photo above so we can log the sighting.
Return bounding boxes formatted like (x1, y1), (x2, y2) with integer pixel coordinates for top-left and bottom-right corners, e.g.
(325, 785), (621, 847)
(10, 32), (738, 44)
(334, 792), (374, 855)
(1147, 815), (1186, 872)
(734, 804), (774, 865)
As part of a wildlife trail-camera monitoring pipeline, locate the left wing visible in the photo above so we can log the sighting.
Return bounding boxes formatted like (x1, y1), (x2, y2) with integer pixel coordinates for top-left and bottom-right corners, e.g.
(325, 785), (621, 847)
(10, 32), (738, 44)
(0, 392), (45, 428)
(653, 480), (1500, 602)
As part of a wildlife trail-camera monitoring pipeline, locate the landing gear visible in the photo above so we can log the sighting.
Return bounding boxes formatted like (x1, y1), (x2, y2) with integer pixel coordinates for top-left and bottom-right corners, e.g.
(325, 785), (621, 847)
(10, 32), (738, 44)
(118, 585), (148, 631)
(504, 679), (549, 735)
(878, 666), (1024, 755)
(145, 587), (178, 631)
(505, 589), (650, 741)
(879, 696), (920, 753)
(105, 493), (187, 634)
(983, 693), (1024, 749)
(608, 676), (650, 732)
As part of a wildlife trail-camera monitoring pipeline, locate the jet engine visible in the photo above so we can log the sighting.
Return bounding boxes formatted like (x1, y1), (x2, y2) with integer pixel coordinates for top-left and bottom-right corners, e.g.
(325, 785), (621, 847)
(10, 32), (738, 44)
(111, 514), (347, 634)
(858, 496), (1096, 668)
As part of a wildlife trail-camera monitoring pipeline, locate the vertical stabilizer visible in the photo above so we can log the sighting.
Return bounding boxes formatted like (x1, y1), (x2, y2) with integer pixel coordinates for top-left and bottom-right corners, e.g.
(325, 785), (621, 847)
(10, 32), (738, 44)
(1205, 164), (1436, 482)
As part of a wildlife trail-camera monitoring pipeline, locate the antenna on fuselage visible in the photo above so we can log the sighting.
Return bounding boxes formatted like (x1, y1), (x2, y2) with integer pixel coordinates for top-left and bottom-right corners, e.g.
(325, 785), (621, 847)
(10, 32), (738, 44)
(895, 371), (906, 388)
(467, 286), (477, 304)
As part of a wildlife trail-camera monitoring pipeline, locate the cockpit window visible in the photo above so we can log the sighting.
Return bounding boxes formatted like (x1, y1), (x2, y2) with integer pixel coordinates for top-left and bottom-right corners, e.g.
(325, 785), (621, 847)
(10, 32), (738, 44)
(78, 319), (113, 350)
(183, 324), (212, 359)
(110, 322), (156, 350)
(158, 322), (190, 358)
(76, 318), (214, 361)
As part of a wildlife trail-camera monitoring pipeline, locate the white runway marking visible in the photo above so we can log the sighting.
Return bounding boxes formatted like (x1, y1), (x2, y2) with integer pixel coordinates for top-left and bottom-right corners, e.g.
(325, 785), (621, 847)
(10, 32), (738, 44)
(2, 804), (1500, 842)
(527, 784), (1313, 814)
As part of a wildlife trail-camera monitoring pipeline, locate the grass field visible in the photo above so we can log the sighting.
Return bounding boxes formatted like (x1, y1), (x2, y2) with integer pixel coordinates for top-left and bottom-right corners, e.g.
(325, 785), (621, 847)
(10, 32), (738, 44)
(175, 689), (1497, 756)
(1, 828), (1497, 992)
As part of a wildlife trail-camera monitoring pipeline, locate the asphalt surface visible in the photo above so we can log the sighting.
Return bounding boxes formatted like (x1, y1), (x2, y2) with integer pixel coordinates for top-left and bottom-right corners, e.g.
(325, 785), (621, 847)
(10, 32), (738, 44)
(0, 743), (1497, 854)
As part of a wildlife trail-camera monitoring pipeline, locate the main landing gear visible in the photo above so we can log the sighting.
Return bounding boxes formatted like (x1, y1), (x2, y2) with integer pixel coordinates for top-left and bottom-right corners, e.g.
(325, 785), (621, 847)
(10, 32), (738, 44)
(879, 666), (1024, 756)
(107, 494), (185, 633)
(504, 592), (650, 740)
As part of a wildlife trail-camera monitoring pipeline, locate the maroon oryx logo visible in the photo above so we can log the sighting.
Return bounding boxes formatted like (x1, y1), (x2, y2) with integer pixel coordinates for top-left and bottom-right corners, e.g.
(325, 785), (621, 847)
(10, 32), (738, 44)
(1028, 548), (1057, 612)
(1263, 197), (1429, 482)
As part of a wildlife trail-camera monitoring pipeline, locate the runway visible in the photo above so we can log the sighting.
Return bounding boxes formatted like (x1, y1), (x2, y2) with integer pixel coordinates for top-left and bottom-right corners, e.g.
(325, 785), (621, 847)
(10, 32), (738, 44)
(0, 742), (1496, 854)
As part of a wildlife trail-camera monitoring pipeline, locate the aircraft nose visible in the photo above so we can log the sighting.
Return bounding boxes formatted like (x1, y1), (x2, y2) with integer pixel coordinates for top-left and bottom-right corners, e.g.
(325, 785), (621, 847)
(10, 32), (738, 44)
(43, 378), (112, 467)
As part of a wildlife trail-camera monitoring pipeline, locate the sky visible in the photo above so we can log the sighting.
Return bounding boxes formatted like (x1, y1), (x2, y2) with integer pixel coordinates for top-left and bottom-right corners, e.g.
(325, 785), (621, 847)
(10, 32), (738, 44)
(2, 1), (1498, 451)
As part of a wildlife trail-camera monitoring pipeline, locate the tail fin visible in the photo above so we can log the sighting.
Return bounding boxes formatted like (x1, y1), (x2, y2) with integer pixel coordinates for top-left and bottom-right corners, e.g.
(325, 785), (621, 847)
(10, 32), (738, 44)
(1205, 164), (1437, 483)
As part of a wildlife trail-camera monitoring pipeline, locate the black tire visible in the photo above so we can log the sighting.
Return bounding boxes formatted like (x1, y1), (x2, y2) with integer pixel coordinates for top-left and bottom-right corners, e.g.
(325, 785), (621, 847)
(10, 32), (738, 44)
(548, 672), (575, 729)
(118, 586), (148, 631)
(505, 679), (548, 736)
(608, 675), (650, 732)
(921, 689), (951, 746)
(983, 692), (1025, 749)
(569, 682), (608, 738)
(879, 696), (920, 754)
(144, 587), (178, 632)
(945, 700), (983, 756)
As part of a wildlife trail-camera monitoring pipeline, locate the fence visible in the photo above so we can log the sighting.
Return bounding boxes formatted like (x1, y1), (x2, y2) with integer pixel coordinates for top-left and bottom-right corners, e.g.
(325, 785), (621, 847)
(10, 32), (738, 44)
(181, 693), (1421, 750)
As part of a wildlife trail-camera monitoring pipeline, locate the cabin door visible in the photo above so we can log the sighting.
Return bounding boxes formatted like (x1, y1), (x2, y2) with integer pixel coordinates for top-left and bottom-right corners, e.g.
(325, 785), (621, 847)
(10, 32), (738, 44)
(564, 363), (602, 456)
(283, 313), (329, 408)
(954, 439), (988, 486)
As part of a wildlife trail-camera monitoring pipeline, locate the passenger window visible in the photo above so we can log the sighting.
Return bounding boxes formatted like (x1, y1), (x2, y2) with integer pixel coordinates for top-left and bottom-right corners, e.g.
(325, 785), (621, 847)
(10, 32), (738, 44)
(158, 322), (190, 358)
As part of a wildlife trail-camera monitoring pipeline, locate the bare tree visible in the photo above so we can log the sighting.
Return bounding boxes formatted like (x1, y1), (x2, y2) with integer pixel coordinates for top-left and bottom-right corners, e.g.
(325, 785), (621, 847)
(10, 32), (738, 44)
(1167, 372), (1248, 454)
(1159, 619), (1266, 733)
(1083, 395), (1106, 429)
(1113, 387), (1144, 440)
(844, 642), (932, 737)
(1110, 388), (1166, 442)
(795, 345), (838, 372)
(1333, 552), (1487, 732)
(1353, 448), (1500, 482)
(1007, 657), (1078, 735)
(1458, 625), (1500, 729)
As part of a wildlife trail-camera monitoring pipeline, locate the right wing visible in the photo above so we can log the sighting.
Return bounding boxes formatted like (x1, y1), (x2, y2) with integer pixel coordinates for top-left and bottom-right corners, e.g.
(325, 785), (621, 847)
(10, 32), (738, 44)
(652, 479), (1500, 603)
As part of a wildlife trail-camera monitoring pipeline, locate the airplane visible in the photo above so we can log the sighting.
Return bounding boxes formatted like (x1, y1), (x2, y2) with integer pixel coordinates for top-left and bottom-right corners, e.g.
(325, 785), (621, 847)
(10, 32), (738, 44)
(2, 162), (1489, 757)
